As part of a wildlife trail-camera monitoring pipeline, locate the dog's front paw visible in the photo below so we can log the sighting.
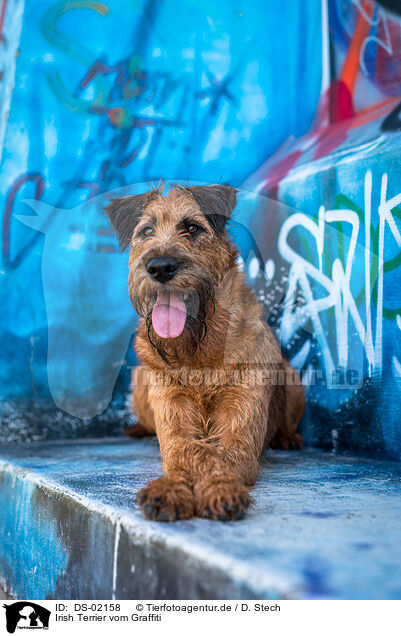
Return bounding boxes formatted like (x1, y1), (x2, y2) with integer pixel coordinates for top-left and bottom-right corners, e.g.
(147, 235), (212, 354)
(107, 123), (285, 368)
(136, 477), (195, 522)
(195, 477), (252, 521)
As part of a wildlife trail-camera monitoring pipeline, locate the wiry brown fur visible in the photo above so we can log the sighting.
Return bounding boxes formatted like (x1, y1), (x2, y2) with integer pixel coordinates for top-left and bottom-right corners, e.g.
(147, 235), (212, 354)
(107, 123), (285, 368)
(106, 184), (304, 522)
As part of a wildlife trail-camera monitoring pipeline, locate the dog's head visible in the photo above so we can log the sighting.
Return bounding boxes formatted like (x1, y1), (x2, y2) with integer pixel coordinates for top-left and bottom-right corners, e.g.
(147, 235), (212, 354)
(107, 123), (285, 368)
(106, 184), (237, 359)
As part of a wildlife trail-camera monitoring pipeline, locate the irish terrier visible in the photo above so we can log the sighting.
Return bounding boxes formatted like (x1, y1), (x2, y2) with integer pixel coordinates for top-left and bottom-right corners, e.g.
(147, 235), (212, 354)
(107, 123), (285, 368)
(106, 184), (304, 522)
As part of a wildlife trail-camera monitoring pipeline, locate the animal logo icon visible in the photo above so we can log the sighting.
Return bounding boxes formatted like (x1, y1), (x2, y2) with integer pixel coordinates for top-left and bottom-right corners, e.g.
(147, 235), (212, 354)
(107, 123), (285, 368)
(3, 602), (50, 634)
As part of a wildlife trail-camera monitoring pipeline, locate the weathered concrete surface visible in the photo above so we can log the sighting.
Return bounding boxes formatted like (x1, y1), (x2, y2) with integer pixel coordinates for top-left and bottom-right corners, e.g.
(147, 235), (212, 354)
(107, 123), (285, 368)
(0, 438), (400, 600)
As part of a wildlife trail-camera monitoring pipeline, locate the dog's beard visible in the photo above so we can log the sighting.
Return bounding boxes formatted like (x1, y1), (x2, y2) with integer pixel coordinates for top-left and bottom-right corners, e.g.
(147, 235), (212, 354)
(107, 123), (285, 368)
(134, 277), (215, 364)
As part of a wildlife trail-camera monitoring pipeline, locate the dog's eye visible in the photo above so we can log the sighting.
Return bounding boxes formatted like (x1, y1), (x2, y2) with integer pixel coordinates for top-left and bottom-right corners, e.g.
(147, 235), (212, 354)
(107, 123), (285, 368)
(186, 223), (201, 236)
(141, 226), (154, 237)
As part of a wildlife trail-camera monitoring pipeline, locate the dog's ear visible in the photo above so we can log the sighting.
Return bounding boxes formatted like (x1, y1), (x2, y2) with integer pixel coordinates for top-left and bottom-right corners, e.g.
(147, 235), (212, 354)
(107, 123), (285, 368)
(185, 185), (237, 236)
(105, 193), (149, 251)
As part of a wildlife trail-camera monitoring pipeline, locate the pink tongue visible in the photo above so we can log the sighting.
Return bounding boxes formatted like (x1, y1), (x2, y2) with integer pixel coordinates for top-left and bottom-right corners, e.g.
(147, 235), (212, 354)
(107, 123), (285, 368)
(152, 291), (187, 338)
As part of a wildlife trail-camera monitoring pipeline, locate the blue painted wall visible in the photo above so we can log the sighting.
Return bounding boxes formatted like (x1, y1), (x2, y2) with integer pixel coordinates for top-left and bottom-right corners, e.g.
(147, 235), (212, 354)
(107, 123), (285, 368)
(0, 0), (322, 432)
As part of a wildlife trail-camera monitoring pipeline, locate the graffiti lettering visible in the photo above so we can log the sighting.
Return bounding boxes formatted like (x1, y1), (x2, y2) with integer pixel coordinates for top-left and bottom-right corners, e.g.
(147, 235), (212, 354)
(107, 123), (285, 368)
(278, 170), (401, 384)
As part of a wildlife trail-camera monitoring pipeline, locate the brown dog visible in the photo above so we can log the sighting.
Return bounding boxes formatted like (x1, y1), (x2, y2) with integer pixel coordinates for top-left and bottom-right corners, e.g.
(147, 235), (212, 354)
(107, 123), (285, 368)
(106, 184), (304, 522)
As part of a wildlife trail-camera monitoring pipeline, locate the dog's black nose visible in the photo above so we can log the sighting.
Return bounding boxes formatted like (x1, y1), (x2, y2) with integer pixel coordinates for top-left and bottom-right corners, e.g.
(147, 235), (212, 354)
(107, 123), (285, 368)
(146, 257), (178, 283)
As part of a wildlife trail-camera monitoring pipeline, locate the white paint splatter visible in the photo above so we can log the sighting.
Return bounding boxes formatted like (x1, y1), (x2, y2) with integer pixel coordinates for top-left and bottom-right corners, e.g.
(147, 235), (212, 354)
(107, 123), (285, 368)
(248, 257), (259, 279)
(264, 258), (275, 281)
(236, 255), (245, 272)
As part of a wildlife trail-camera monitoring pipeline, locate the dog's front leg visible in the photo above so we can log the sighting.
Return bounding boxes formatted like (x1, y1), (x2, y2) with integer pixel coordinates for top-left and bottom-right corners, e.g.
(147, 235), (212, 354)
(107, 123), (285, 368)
(136, 386), (224, 521)
(136, 385), (254, 521)
(193, 384), (277, 521)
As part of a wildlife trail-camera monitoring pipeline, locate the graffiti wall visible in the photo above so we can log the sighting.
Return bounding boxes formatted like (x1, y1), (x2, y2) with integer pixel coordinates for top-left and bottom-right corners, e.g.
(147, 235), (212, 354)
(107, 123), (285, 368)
(2, 0), (400, 460)
(0, 0), (322, 440)
(245, 0), (401, 460)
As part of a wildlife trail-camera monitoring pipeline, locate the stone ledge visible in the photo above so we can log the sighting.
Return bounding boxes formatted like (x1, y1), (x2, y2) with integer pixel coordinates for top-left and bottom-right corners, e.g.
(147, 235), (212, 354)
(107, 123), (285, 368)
(0, 438), (400, 600)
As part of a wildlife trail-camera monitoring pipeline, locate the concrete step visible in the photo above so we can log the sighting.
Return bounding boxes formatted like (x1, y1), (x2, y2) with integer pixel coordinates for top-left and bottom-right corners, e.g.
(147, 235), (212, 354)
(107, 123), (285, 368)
(0, 438), (400, 600)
